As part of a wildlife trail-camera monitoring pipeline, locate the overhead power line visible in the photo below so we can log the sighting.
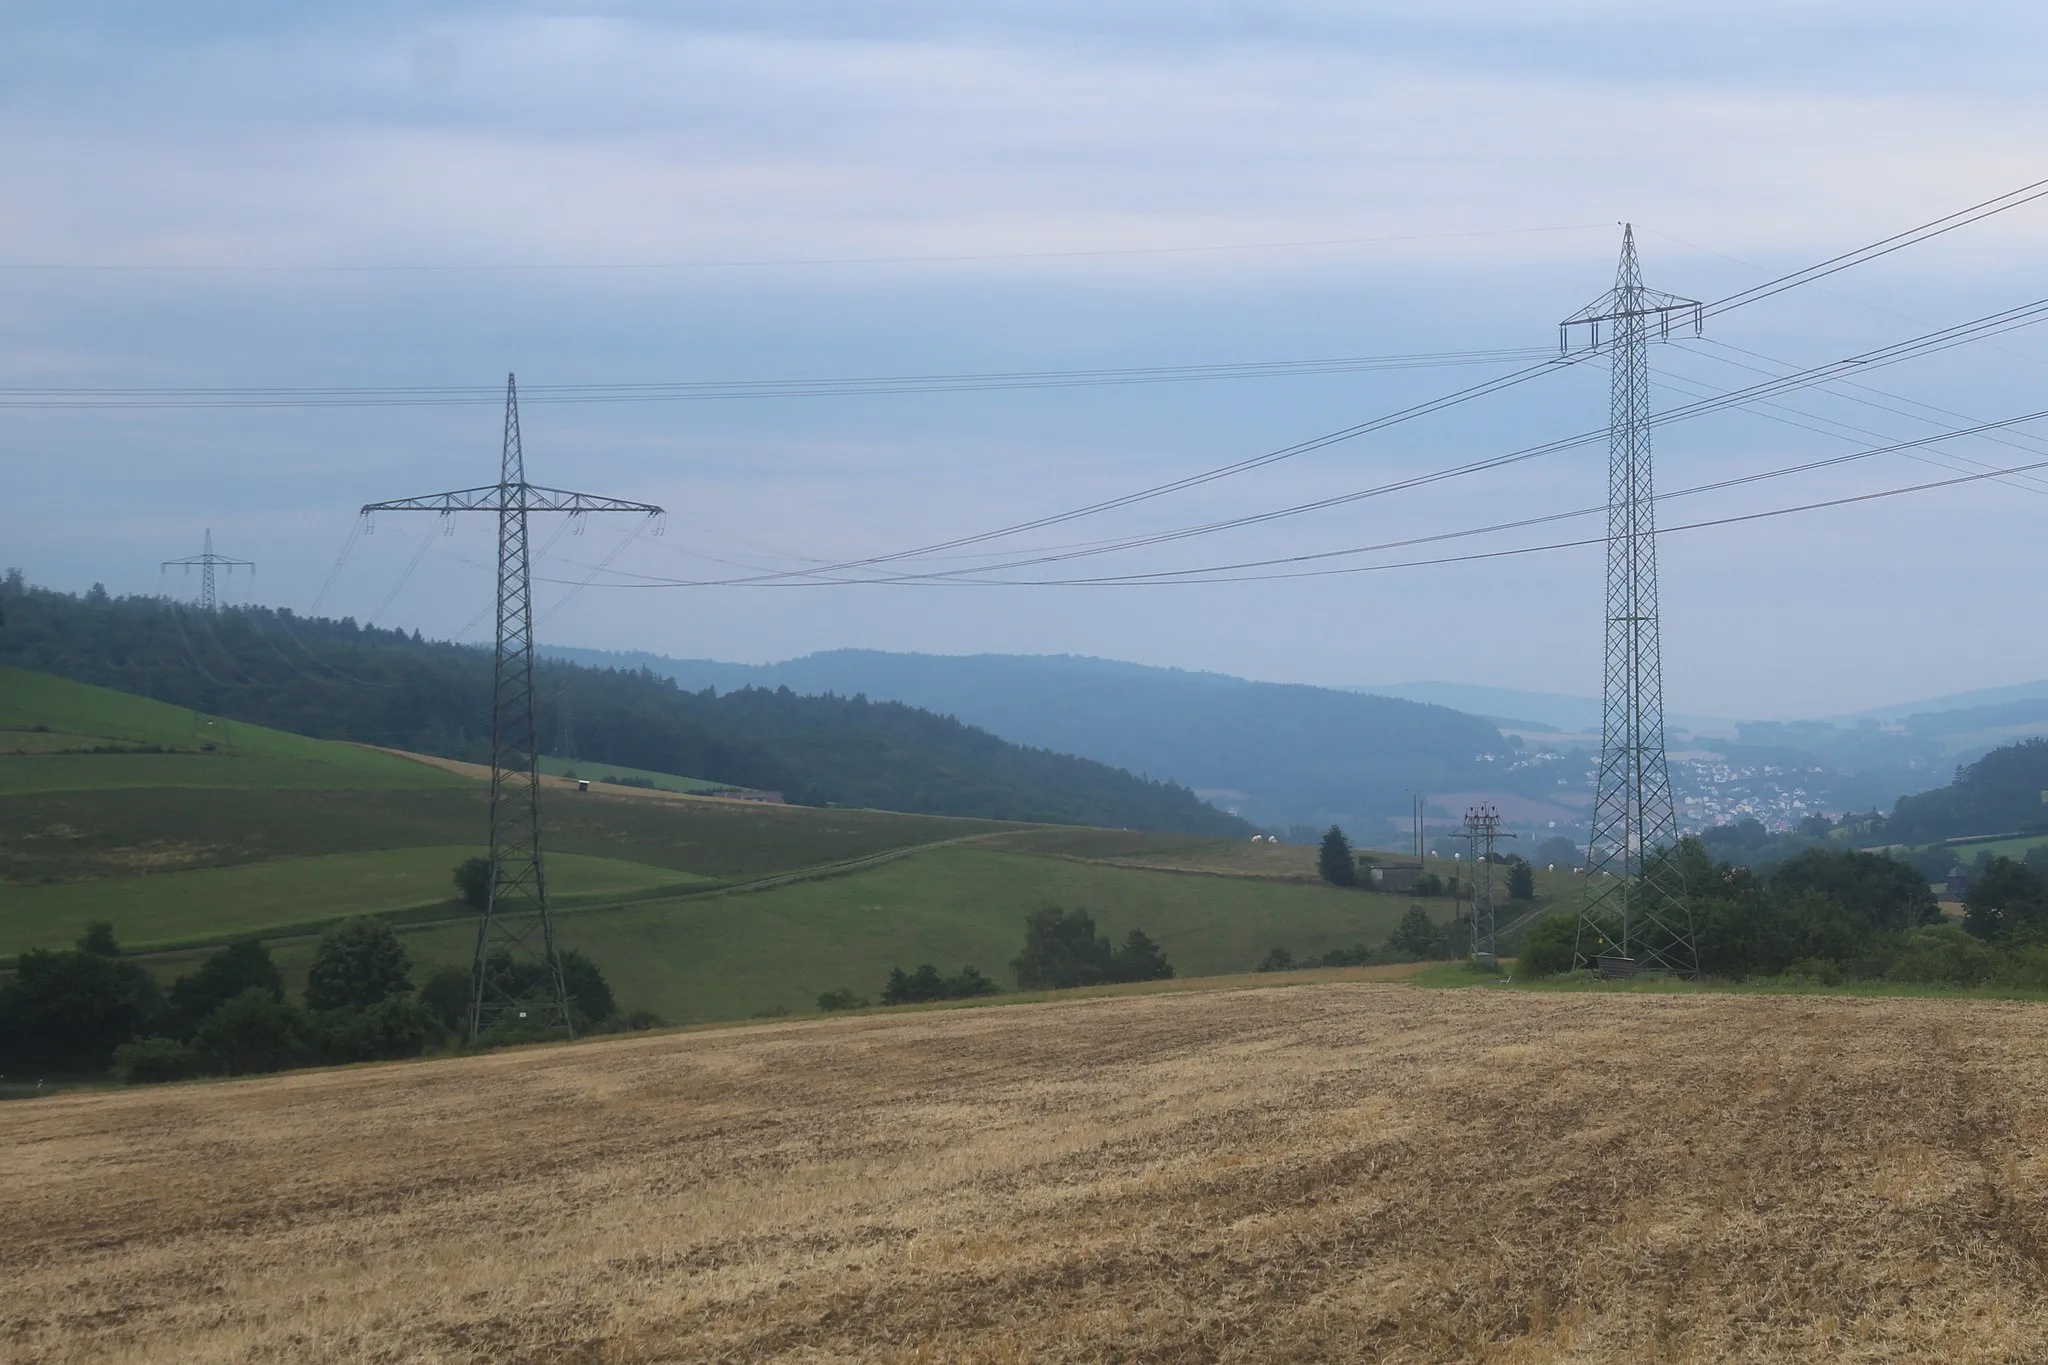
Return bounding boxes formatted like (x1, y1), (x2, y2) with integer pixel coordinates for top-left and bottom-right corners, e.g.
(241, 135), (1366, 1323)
(541, 400), (2048, 590)
(605, 175), (2048, 590)
(0, 222), (1611, 274)
(568, 286), (2048, 589)
(0, 348), (1553, 409)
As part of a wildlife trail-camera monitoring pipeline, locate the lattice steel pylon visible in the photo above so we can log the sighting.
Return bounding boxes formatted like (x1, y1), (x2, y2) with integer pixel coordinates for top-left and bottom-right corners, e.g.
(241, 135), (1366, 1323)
(1450, 804), (1514, 960)
(362, 375), (663, 1037)
(161, 529), (254, 612)
(1560, 226), (1702, 978)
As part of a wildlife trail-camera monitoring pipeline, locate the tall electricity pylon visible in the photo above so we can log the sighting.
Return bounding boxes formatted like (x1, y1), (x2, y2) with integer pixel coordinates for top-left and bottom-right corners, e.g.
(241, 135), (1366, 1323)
(162, 530), (254, 612)
(1450, 804), (1513, 960)
(1560, 226), (1701, 978)
(363, 375), (663, 1036)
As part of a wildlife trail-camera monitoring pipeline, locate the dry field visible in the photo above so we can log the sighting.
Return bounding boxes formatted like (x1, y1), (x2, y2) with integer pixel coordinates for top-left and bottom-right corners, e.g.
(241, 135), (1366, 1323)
(6, 984), (2048, 1363)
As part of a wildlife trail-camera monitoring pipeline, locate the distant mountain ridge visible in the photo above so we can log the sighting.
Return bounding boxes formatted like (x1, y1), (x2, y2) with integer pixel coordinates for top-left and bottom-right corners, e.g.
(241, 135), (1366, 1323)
(548, 646), (1506, 831)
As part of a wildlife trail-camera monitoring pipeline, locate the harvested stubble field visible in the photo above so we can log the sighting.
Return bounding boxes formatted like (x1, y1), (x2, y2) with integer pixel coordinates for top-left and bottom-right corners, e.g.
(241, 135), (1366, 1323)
(6, 984), (2048, 1363)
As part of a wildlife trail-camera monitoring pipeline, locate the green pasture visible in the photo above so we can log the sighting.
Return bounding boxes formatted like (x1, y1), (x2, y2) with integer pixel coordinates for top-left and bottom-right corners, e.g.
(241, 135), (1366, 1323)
(0, 667), (468, 793)
(275, 844), (1418, 1024)
(0, 784), (1005, 884)
(7, 846), (703, 953)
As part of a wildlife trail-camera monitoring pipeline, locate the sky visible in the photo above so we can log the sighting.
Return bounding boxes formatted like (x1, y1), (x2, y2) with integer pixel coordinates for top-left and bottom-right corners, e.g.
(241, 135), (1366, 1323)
(5, 1), (2048, 718)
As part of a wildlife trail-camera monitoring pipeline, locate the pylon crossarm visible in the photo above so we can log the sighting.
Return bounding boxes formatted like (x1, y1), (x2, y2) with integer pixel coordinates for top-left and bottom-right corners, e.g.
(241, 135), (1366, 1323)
(360, 486), (663, 516)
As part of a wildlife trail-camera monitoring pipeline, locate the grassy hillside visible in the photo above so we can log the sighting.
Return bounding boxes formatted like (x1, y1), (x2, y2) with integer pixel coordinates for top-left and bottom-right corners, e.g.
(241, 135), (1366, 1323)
(261, 843), (1420, 1023)
(8, 847), (709, 953)
(2, 667), (1500, 1027)
(0, 666), (463, 792)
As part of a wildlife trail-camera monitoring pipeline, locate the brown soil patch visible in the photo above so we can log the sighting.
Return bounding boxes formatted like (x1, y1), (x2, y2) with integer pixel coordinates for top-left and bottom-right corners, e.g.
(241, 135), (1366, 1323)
(5, 986), (2046, 1362)
(351, 745), (770, 807)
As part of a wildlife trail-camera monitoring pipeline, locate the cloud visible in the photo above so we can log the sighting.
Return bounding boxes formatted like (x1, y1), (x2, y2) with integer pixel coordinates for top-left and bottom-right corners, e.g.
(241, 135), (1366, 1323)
(5, 2), (2048, 717)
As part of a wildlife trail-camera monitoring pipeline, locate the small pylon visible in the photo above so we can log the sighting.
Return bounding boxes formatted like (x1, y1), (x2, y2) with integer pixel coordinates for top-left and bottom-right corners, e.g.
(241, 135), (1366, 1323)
(161, 530), (254, 612)
(1449, 804), (1514, 960)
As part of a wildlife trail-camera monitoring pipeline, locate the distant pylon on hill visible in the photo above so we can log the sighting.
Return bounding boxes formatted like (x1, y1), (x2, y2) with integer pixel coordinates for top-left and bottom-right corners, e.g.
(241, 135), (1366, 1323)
(161, 529), (254, 613)
(1449, 804), (1513, 960)
(361, 375), (664, 1037)
(1559, 226), (1701, 978)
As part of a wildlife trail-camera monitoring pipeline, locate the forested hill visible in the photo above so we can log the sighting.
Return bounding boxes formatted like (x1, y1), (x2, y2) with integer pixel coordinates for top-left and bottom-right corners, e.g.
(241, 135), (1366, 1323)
(1885, 739), (2048, 844)
(0, 579), (1250, 834)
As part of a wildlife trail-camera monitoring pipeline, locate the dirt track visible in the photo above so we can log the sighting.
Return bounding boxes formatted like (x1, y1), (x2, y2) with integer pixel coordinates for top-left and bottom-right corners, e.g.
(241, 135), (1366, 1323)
(5, 983), (2047, 1362)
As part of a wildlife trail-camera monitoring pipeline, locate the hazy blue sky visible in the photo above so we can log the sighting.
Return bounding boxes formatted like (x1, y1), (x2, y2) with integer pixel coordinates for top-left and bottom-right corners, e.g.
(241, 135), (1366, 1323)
(5, 1), (2048, 717)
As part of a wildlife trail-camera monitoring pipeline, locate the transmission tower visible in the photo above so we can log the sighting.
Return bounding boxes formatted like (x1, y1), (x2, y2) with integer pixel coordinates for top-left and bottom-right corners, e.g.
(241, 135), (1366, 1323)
(1449, 804), (1514, 961)
(161, 529), (254, 612)
(553, 684), (578, 762)
(362, 374), (663, 1037)
(1560, 226), (1701, 978)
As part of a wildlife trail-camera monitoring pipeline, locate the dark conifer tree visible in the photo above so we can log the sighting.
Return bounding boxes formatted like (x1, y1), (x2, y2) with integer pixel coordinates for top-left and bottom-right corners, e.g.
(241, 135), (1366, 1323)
(1317, 825), (1357, 886)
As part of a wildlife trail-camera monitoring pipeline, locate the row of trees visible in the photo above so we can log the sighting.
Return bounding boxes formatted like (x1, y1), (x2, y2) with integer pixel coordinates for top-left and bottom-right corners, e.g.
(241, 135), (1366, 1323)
(1257, 904), (1468, 973)
(813, 907), (1177, 1012)
(1516, 840), (2048, 988)
(0, 919), (623, 1083)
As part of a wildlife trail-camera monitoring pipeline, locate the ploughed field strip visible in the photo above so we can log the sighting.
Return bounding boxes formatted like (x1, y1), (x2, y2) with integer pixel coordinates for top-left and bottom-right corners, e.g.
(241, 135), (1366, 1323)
(6, 986), (2048, 1362)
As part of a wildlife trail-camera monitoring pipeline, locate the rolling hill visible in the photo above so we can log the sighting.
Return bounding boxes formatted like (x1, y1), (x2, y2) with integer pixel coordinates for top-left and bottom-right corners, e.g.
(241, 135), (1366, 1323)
(547, 645), (1507, 832)
(0, 580), (1246, 835)
(2, 668), (1556, 1025)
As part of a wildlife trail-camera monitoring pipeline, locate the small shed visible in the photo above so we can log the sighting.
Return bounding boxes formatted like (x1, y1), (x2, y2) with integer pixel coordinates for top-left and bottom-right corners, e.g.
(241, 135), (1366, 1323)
(1371, 862), (1423, 894)
(1946, 864), (1970, 899)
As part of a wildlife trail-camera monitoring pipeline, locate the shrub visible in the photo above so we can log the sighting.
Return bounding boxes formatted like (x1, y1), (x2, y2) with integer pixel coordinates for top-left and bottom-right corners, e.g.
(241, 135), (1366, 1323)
(305, 920), (413, 1012)
(1508, 861), (1536, 902)
(166, 939), (284, 1038)
(816, 988), (869, 1011)
(316, 996), (442, 1064)
(192, 988), (312, 1075)
(1388, 906), (1443, 960)
(452, 857), (492, 910)
(881, 965), (1000, 1005)
(622, 1009), (666, 1030)
(1111, 929), (1173, 983)
(884, 965), (1003, 1010)
(1012, 907), (1115, 989)
(947, 965), (1000, 997)
(1517, 913), (1579, 977)
(476, 950), (616, 1027)
(110, 1035), (199, 1084)
(419, 965), (472, 1033)
(1993, 944), (2048, 992)
(559, 950), (616, 1024)
(1886, 924), (1996, 986)
(0, 945), (164, 1073)
(1963, 857), (2048, 940)
(1257, 946), (1295, 972)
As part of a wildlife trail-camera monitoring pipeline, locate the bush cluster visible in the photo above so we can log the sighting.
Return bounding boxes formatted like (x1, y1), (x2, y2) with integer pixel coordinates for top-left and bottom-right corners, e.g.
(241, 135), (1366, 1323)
(880, 964), (998, 1005)
(0, 915), (626, 1085)
(1515, 839), (2048, 988)
(1011, 907), (1174, 989)
(1258, 903), (1468, 974)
